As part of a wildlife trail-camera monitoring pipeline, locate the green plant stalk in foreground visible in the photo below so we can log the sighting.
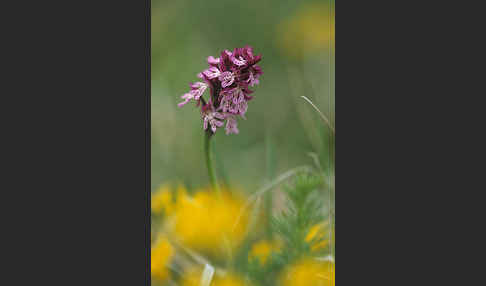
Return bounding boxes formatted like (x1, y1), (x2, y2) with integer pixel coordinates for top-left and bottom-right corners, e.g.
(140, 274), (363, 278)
(204, 130), (222, 196)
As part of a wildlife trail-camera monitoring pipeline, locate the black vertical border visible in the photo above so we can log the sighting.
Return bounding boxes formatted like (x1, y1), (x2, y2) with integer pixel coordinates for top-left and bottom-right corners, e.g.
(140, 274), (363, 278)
(145, 0), (151, 284)
(4, 0), (152, 284)
(337, 0), (485, 284)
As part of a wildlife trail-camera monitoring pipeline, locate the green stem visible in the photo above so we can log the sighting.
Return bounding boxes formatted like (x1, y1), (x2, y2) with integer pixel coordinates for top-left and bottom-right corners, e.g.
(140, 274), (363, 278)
(204, 130), (221, 196)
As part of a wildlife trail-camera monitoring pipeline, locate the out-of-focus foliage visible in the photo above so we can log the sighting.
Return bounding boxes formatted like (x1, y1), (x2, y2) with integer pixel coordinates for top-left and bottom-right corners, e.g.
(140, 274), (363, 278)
(248, 240), (282, 265)
(151, 174), (334, 285)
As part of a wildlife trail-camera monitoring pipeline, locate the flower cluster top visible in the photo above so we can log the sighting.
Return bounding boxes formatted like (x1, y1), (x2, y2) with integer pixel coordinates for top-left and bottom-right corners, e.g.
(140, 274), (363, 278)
(178, 46), (263, 135)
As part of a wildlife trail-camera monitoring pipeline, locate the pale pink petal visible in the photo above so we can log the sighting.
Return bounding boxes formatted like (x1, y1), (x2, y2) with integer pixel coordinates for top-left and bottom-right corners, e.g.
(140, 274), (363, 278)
(207, 56), (220, 65)
(202, 67), (221, 79)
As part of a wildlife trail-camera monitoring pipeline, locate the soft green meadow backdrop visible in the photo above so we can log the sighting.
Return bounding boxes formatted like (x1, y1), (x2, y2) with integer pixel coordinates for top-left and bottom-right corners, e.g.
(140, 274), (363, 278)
(151, 0), (335, 194)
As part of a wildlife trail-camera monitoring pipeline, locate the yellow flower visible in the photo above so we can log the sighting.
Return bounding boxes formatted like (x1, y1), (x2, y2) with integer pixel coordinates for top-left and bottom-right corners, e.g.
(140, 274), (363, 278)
(212, 275), (248, 286)
(248, 240), (281, 265)
(151, 236), (174, 281)
(178, 268), (201, 286)
(305, 223), (330, 252)
(281, 258), (335, 286)
(152, 184), (187, 216)
(170, 187), (249, 257)
(277, 3), (335, 59)
(180, 268), (248, 286)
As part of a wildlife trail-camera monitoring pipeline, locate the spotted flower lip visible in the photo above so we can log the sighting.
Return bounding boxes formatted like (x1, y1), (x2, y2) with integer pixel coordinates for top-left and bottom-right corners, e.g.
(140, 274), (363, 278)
(218, 71), (235, 88)
(178, 45), (263, 135)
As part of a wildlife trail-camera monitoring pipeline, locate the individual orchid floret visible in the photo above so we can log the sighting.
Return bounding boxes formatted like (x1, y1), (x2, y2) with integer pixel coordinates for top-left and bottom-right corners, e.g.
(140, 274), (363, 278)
(219, 50), (234, 72)
(177, 81), (208, 107)
(202, 108), (225, 133)
(246, 71), (259, 87)
(202, 66), (221, 79)
(246, 65), (262, 87)
(190, 82), (207, 100)
(225, 116), (239, 135)
(177, 92), (193, 107)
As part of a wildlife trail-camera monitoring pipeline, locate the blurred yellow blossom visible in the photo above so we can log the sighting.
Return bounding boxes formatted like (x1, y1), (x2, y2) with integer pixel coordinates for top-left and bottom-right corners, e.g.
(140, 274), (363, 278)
(151, 236), (174, 281)
(152, 184), (187, 216)
(170, 187), (249, 257)
(181, 267), (248, 286)
(248, 240), (281, 265)
(277, 2), (335, 59)
(280, 258), (335, 286)
(305, 222), (330, 252)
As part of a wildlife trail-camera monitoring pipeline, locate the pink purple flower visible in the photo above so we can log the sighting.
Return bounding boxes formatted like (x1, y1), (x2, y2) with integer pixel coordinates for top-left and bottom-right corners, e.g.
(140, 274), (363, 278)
(177, 45), (263, 135)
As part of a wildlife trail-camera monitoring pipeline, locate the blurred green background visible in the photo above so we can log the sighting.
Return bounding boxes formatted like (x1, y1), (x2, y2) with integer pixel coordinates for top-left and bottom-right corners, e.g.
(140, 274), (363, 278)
(151, 0), (335, 193)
